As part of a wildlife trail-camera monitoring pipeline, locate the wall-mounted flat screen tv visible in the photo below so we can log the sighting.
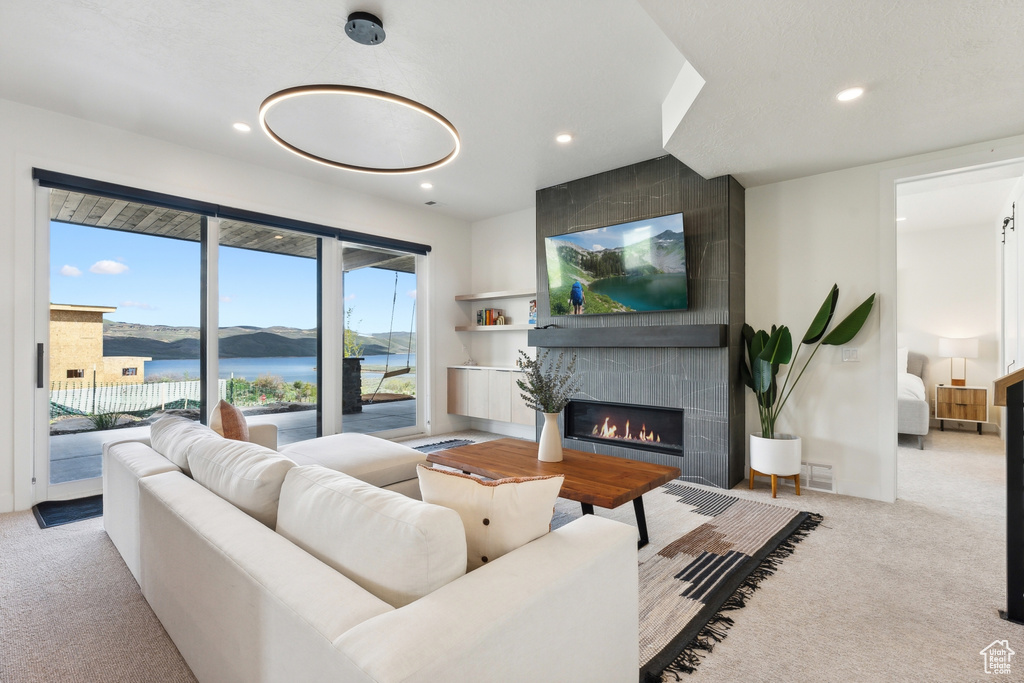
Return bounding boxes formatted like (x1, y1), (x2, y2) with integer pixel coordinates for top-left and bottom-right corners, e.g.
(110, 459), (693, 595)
(544, 212), (687, 316)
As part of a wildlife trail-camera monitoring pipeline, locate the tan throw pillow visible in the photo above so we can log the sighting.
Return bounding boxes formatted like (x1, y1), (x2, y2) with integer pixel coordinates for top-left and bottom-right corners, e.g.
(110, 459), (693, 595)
(416, 464), (564, 571)
(209, 399), (249, 442)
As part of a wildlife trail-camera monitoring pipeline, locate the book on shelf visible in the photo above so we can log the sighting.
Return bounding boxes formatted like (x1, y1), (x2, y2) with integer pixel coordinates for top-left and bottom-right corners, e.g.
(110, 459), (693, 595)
(475, 308), (505, 325)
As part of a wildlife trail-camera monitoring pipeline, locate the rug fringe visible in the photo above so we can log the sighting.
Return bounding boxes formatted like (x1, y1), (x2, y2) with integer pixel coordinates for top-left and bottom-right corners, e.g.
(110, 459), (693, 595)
(656, 512), (823, 680)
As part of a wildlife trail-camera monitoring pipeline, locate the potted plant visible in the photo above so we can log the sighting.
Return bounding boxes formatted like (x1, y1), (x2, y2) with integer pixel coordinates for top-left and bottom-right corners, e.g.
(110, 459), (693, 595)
(516, 349), (581, 462)
(740, 284), (875, 495)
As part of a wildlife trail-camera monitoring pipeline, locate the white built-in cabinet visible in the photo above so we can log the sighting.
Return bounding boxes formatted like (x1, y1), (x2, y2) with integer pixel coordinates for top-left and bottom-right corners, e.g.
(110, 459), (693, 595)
(447, 366), (535, 426)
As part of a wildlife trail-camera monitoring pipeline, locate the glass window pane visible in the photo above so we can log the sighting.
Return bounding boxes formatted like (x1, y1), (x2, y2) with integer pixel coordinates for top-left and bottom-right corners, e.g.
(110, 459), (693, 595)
(47, 192), (201, 484)
(218, 220), (319, 447)
(342, 245), (417, 433)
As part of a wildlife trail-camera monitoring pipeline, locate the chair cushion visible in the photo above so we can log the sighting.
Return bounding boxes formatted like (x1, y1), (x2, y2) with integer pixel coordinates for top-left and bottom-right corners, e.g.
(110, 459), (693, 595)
(276, 466), (466, 608)
(281, 433), (426, 489)
(416, 465), (564, 571)
(186, 437), (295, 528)
(149, 415), (221, 476)
(209, 400), (250, 442)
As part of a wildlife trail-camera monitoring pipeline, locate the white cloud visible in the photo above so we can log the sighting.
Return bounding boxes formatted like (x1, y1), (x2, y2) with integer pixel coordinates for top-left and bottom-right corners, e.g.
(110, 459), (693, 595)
(90, 260), (129, 275)
(592, 244), (605, 251)
(406, 289), (417, 299)
(120, 300), (154, 310)
(345, 293), (357, 301)
(60, 265), (82, 277)
(221, 295), (233, 303)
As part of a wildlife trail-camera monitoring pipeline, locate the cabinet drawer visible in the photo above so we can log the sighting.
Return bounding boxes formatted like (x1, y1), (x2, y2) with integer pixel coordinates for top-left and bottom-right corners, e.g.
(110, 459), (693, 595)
(936, 402), (986, 422)
(936, 387), (986, 406)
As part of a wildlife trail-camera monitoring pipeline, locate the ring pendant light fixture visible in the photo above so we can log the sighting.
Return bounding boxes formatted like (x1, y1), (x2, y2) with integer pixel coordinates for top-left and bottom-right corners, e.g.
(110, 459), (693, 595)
(258, 12), (461, 176)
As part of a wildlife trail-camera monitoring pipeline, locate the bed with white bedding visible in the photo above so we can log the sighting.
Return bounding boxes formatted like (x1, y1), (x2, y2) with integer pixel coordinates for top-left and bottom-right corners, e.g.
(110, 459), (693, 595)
(898, 350), (929, 449)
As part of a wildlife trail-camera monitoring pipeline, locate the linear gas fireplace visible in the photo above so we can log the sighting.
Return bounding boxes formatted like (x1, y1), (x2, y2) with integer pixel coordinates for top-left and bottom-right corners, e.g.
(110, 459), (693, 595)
(564, 399), (684, 457)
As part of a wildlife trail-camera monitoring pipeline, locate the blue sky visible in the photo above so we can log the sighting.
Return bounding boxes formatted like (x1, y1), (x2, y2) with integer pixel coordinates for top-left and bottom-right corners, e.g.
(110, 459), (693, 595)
(548, 213), (683, 251)
(51, 222), (415, 334)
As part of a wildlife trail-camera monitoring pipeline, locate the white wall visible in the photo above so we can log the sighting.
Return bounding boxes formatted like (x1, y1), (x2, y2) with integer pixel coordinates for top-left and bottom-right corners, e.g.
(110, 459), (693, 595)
(0, 98), (473, 512)
(450, 208), (537, 438)
(467, 207), (537, 367)
(897, 223), (1001, 429)
(747, 133), (1024, 502)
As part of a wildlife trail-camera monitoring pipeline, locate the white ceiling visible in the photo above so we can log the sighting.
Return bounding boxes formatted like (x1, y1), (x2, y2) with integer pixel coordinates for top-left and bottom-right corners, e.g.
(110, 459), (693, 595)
(2, 1), (1023, 223)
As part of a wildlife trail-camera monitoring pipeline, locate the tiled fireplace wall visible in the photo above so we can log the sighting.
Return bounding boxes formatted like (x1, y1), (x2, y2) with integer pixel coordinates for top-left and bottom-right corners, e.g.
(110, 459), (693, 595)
(534, 155), (745, 488)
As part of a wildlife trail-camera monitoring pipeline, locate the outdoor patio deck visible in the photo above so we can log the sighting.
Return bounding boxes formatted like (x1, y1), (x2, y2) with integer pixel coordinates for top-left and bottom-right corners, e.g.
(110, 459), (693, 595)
(49, 399), (416, 484)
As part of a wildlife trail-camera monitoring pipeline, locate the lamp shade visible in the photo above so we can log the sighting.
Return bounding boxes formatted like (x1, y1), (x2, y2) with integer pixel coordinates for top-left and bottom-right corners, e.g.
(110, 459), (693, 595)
(938, 337), (979, 359)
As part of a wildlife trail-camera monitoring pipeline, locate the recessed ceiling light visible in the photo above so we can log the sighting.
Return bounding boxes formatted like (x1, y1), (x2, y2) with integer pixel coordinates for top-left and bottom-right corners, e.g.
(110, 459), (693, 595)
(836, 87), (864, 102)
(420, 182), (433, 189)
(233, 122), (251, 133)
(556, 133), (573, 144)
(896, 217), (907, 222)
(273, 235), (284, 239)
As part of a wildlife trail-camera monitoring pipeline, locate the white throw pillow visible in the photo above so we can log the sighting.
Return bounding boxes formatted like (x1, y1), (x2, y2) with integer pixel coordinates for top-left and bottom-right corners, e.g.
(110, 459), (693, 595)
(186, 437), (295, 528)
(149, 415), (220, 476)
(276, 466), (467, 607)
(898, 346), (909, 374)
(416, 464), (564, 571)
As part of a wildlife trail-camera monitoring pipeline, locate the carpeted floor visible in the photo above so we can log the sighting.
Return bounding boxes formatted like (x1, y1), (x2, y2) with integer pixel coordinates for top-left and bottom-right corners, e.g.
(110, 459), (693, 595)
(1, 429), (1020, 681)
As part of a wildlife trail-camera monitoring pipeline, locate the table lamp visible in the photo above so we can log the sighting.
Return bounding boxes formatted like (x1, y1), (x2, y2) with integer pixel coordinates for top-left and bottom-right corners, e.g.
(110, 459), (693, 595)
(938, 337), (979, 387)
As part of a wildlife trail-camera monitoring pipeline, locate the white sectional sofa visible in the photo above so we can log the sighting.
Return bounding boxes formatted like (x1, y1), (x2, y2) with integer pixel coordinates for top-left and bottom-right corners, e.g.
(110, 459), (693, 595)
(103, 418), (639, 683)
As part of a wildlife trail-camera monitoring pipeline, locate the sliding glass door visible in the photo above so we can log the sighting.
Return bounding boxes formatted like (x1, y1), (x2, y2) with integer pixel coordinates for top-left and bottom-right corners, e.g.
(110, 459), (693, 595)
(218, 221), (320, 447)
(43, 191), (202, 495)
(35, 178), (428, 501)
(341, 244), (418, 435)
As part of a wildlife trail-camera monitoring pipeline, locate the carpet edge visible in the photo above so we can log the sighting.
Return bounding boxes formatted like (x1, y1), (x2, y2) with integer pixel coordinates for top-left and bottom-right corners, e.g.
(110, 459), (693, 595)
(640, 511), (824, 681)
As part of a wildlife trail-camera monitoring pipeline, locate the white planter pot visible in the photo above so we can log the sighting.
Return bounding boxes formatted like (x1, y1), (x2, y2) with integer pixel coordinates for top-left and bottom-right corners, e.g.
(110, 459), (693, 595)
(749, 433), (801, 475)
(749, 434), (801, 498)
(538, 413), (563, 462)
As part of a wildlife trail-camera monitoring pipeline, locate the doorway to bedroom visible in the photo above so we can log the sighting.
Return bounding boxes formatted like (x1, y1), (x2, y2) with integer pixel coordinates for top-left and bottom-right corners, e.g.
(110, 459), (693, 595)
(895, 160), (1022, 501)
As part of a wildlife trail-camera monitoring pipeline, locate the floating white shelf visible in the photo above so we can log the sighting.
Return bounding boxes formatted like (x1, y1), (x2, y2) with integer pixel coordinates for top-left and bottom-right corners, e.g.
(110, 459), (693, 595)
(455, 324), (532, 332)
(454, 289), (536, 302)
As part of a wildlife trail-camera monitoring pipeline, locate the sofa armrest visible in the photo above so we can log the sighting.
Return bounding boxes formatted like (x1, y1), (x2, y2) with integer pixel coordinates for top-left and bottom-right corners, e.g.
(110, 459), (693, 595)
(335, 514), (639, 683)
(102, 438), (178, 584)
(248, 423), (278, 450)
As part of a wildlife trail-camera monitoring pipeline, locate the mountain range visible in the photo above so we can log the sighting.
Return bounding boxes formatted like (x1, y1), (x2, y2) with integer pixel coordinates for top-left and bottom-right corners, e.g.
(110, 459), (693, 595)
(103, 321), (413, 360)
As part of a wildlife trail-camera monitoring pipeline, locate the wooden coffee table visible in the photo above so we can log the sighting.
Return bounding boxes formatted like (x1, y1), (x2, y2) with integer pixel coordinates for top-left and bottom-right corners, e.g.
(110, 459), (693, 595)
(426, 438), (680, 548)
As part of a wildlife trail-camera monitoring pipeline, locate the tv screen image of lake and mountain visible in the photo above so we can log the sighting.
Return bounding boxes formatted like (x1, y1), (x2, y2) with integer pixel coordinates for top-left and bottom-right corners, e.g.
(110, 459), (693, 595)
(543, 212), (687, 317)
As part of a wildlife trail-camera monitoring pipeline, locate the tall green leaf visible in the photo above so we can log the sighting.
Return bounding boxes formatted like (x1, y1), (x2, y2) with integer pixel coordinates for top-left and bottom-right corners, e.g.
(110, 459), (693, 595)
(757, 326), (793, 367)
(822, 294), (876, 346)
(802, 284), (839, 344)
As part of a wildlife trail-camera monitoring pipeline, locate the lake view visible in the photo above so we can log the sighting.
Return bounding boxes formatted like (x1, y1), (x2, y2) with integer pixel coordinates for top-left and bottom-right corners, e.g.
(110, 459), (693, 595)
(146, 354), (416, 384)
(588, 273), (688, 311)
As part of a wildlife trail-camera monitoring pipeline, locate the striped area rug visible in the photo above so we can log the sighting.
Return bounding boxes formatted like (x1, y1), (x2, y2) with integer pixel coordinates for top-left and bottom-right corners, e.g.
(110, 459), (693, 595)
(553, 482), (821, 680)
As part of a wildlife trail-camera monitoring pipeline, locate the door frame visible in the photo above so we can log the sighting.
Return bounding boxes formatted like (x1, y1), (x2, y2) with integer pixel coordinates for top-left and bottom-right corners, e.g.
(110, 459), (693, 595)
(880, 140), (1024, 503)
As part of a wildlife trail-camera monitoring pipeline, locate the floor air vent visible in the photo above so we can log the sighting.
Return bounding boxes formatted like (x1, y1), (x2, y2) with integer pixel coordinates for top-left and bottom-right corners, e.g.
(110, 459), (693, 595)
(778, 461), (835, 493)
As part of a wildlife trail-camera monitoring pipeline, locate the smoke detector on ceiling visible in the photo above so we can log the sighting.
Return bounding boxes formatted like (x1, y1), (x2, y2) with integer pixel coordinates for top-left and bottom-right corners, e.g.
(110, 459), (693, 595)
(346, 12), (385, 45)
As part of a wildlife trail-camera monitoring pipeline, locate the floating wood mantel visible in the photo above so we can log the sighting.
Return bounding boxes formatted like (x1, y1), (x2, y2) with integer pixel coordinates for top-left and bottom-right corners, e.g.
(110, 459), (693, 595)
(527, 324), (727, 349)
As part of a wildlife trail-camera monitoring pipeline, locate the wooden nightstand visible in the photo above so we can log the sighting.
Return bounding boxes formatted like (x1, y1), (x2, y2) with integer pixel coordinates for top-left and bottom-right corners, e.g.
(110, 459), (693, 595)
(935, 385), (988, 434)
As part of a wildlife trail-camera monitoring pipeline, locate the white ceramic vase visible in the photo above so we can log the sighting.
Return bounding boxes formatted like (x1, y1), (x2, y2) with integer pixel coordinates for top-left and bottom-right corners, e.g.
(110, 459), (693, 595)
(538, 412), (563, 462)
(749, 433), (802, 476)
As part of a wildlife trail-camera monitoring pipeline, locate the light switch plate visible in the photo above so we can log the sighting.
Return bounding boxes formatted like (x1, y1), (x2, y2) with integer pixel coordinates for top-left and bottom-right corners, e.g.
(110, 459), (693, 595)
(842, 347), (859, 362)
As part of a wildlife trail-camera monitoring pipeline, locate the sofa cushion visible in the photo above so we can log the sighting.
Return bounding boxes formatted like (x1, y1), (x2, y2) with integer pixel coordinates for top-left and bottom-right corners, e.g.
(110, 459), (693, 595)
(209, 400), (250, 442)
(150, 415), (221, 476)
(276, 466), (466, 608)
(281, 433), (426, 490)
(187, 437), (295, 528)
(416, 465), (564, 571)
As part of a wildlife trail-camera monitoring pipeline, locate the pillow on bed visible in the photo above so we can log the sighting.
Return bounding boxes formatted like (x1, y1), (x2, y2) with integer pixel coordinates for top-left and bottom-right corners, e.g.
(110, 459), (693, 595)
(897, 347), (909, 374)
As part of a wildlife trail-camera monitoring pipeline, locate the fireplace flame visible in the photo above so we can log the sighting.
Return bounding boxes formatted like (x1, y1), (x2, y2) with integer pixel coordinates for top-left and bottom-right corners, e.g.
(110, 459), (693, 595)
(591, 416), (663, 446)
